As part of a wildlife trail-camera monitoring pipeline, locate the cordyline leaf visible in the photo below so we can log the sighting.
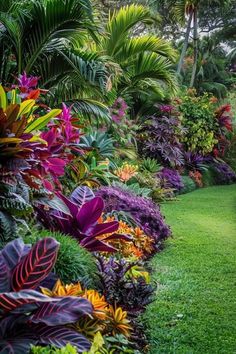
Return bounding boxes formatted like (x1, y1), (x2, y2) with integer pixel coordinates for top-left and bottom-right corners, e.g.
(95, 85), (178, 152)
(1, 238), (28, 270)
(92, 221), (119, 237)
(0, 254), (10, 292)
(70, 186), (95, 207)
(34, 325), (91, 352)
(0, 290), (58, 314)
(31, 297), (93, 326)
(11, 238), (59, 291)
(80, 238), (117, 253)
(25, 109), (62, 133)
(77, 197), (104, 233)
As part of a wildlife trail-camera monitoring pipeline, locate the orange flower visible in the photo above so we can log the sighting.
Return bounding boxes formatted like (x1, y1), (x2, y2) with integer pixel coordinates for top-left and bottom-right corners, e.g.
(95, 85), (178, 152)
(114, 163), (138, 182)
(82, 290), (109, 320)
(108, 305), (132, 337)
(41, 279), (83, 297)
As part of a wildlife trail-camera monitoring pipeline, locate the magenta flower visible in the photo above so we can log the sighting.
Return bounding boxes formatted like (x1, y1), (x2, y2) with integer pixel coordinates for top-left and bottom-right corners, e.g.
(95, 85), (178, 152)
(16, 72), (40, 97)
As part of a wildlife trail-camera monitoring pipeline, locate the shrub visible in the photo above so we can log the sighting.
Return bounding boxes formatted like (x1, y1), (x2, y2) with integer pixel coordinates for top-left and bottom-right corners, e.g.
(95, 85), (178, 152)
(212, 162), (236, 184)
(157, 168), (184, 192)
(179, 92), (218, 155)
(138, 115), (184, 167)
(96, 185), (171, 246)
(31, 344), (77, 354)
(179, 176), (197, 194)
(24, 229), (98, 287)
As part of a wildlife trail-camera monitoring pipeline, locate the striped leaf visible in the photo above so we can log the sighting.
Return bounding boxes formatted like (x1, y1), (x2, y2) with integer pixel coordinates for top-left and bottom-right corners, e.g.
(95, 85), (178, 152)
(34, 325), (91, 352)
(0, 254), (10, 292)
(11, 238), (59, 291)
(31, 297), (93, 326)
(0, 290), (58, 314)
(1, 238), (27, 270)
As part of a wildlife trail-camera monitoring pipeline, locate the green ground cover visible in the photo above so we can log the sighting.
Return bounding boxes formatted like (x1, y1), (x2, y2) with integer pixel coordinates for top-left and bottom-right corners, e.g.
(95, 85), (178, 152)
(144, 185), (236, 354)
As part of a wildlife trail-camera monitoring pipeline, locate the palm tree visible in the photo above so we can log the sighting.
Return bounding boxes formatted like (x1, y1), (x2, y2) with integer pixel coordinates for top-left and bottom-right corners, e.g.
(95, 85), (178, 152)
(0, 0), (110, 121)
(97, 4), (178, 118)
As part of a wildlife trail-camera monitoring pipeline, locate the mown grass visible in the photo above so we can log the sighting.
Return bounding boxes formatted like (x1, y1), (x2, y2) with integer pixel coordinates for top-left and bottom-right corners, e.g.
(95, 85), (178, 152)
(143, 185), (236, 354)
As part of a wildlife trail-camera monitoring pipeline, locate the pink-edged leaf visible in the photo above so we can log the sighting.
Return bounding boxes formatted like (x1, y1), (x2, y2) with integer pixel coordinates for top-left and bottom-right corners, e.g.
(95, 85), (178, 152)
(0, 290), (58, 314)
(0, 254), (10, 292)
(34, 325), (91, 352)
(70, 186), (95, 207)
(77, 197), (104, 232)
(11, 238), (59, 291)
(30, 297), (93, 326)
(1, 238), (27, 270)
(92, 220), (119, 237)
(80, 238), (117, 253)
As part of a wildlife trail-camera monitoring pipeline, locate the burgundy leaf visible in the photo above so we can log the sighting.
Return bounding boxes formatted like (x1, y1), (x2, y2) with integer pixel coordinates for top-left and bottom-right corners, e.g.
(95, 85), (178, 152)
(11, 238), (59, 291)
(80, 238), (117, 253)
(0, 290), (58, 314)
(70, 186), (95, 207)
(103, 233), (132, 241)
(77, 197), (104, 232)
(30, 297), (93, 326)
(34, 325), (91, 352)
(92, 220), (119, 237)
(56, 192), (78, 218)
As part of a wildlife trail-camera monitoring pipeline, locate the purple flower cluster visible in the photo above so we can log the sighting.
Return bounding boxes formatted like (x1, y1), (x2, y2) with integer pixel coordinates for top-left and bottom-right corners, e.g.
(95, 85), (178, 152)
(96, 186), (171, 244)
(213, 162), (236, 184)
(16, 71), (39, 98)
(159, 104), (174, 113)
(157, 168), (184, 191)
(110, 97), (128, 123)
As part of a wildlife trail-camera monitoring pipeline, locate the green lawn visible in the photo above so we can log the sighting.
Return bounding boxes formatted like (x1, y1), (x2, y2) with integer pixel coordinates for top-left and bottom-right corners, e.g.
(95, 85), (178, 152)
(143, 185), (236, 354)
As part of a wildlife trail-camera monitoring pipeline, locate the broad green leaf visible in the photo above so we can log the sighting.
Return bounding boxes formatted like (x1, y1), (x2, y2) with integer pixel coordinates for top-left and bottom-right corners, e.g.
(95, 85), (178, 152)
(0, 85), (7, 110)
(25, 109), (61, 133)
(18, 99), (35, 118)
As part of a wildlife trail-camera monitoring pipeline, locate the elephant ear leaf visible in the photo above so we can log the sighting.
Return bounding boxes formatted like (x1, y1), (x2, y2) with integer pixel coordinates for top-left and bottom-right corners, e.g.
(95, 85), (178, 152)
(34, 325), (91, 352)
(70, 186), (95, 207)
(11, 238), (59, 291)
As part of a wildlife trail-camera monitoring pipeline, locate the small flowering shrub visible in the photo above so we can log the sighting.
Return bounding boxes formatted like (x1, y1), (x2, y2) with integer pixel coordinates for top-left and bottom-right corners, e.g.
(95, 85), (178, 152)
(96, 185), (171, 247)
(114, 162), (138, 182)
(157, 168), (184, 191)
(212, 162), (236, 184)
(189, 170), (203, 187)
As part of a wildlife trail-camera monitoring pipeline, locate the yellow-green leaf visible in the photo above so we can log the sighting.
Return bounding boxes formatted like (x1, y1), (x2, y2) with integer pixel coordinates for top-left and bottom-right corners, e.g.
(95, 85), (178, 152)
(0, 85), (7, 110)
(25, 109), (61, 133)
(0, 137), (23, 144)
(18, 99), (35, 118)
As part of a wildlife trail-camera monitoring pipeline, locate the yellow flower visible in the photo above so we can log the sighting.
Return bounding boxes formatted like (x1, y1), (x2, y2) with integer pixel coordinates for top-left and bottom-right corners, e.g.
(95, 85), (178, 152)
(82, 290), (109, 320)
(41, 279), (83, 297)
(108, 305), (132, 337)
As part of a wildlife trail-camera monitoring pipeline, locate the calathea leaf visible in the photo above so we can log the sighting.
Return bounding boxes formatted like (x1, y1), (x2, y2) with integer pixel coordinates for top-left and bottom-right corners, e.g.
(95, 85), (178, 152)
(0, 290), (58, 314)
(0, 338), (35, 354)
(70, 186), (95, 207)
(30, 296), (93, 326)
(11, 237), (59, 291)
(33, 325), (91, 352)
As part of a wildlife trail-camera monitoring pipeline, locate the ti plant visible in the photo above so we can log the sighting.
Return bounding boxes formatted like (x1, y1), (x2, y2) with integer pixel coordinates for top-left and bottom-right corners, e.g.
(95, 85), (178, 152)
(0, 237), (93, 353)
(37, 186), (131, 252)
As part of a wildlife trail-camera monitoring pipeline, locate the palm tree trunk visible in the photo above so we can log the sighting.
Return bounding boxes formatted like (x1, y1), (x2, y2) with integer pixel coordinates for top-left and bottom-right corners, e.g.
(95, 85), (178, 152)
(176, 10), (193, 75)
(190, 8), (198, 87)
